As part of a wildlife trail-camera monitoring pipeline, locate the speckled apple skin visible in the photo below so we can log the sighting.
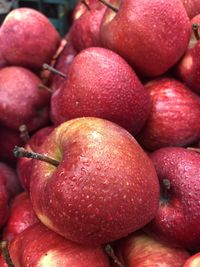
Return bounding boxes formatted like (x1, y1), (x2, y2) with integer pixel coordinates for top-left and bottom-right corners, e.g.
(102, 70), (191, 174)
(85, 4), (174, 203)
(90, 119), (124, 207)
(145, 147), (200, 249)
(30, 117), (160, 245)
(1, 223), (110, 267)
(0, 66), (50, 131)
(136, 78), (200, 151)
(112, 231), (190, 267)
(0, 8), (61, 70)
(50, 47), (151, 135)
(3, 192), (39, 241)
(100, 0), (191, 77)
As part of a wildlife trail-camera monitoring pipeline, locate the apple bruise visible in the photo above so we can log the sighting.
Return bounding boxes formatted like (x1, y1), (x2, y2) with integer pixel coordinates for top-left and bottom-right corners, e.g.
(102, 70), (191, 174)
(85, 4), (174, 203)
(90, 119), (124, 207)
(30, 117), (160, 245)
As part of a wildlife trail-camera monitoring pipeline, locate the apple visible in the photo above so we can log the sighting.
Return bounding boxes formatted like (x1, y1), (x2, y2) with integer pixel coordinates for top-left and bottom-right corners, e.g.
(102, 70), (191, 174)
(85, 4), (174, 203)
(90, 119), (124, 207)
(17, 126), (54, 191)
(0, 8), (61, 71)
(0, 66), (50, 132)
(70, 1), (106, 52)
(144, 147), (200, 249)
(100, 0), (191, 77)
(3, 192), (39, 241)
(20, 117), (161, 245)
(181, 0), (200, 19)
(50, 47), (151, 135)
(0, 222), (110, 267)
(72, 0), (99, 21)
(136, 78), (200, 151)
(0, 162), (21, 229)
(111, 230), (190, 267)
(183, 252), (200, 266)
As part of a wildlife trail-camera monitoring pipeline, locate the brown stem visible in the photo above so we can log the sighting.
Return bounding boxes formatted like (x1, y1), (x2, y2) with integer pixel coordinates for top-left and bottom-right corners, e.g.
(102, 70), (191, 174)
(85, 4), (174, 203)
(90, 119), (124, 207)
(187, 147), (200, 153)
(98, 0), (118, 12)
(0, 240), (15, 267)
(38, 83), (53, 93)
(81, 0), (91, 10)
(104, 244), (125, 267)
(42, 63), (67, 79)
(192, 23), (200, 41)
(13, 146), (60, 167)
(19, 124), (30, 143)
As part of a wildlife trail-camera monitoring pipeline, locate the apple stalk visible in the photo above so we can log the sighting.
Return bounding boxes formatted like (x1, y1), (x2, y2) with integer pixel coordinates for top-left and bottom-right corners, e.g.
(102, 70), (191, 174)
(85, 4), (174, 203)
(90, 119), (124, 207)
(104, 244), (125, 267)
(42, 63), (67, 79)
(81, 0), (91, 10)
(19, 124), (30, 143)
(0, 241), (15, 267)
(187, 147), (200, 153)
(192, 23), (200, 40)
(98, 0), (118, 12)
(13, 146), (60, 167)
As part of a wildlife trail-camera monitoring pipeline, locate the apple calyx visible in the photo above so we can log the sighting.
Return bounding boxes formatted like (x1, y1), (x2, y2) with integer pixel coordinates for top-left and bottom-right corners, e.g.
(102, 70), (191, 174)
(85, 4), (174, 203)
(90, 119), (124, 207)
(192, 23), (200, 40)
(38, 83), (53, 93)
(81, 0), (91, 10)
(160, 178), (171, 204)
(187, 147), (200, 153)
(13, 146), (60, 167)
(98, 0), (119, 12)
(19, 124), (30, 143)
(104, 244), (125, 267)
(0, 240), (15, 267)
(42, 63), (67, 79)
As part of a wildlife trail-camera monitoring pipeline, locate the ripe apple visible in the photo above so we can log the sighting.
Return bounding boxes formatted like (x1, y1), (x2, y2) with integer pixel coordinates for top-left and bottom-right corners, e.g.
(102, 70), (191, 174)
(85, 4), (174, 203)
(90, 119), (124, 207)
(145, 147), (200, 249)
(111, 231), (190, 267)
(181, 0), (200, 19)
(100, 0), (191, 77)
(0, 66), (50, 132)
(0, 222), (110, 267)
(0, 8), (61, 71)
(50, 47), (151, 135)
(3, 192), (39, 241)
(26, 117), (160, 245)
(136, 78), (200, 151)
(183, 252), (200, 266)
(17, 126), (54, 191)
(0, 162), (21, 229)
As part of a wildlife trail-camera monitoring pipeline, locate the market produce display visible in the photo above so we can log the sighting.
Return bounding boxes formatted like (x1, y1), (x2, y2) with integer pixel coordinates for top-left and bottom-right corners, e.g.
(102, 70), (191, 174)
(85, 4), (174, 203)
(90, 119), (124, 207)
(0, 0), (200, 266)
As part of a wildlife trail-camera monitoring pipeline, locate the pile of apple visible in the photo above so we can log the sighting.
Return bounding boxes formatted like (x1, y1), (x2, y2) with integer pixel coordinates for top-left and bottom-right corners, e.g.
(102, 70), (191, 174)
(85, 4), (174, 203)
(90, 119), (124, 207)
(0, 0), (200, 266)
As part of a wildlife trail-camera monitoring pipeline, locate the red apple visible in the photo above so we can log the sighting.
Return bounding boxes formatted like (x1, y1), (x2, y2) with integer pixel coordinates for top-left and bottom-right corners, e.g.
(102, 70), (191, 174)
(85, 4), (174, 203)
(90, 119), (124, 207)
(100, 0), (191, 77)
(17, 126), (54, 191)
(136, 78), (200, 151)
(72, 0), (99, 21)
(112, 231), (190, 267)
(0, 222), (110, 267)
(0, 66), (50, 132)
(28, 117), (160, 245)
(3, 192), (39, 241)
(0, 8), (61, 71)
(181, 0), (200, 19)
(145, 147), (200, 249)
(183, 252), (200, 266)
(50, 47), (151, 135)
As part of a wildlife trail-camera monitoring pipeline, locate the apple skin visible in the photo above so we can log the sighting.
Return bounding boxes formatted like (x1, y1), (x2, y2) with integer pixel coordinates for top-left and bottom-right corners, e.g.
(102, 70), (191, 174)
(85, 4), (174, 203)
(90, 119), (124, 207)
(17, 126), (54, 191)
(50, 47), (151, 135)
(30, 117), (160, 245)
(111, 231), (190, 267)
(183, 252), (200, 267)
(0, 66), (50, 132)
(136, 78), (200, 151)
(144, 147), (200, 249)
(0, 162), (21, 229)
(3, 192), (39, 241)
(181, 0), (200, 19)
(0, 8), (61, 71)
(70, 2), (106, 52)
(0, 222), (110, 267)
(100, 0), (191, 77)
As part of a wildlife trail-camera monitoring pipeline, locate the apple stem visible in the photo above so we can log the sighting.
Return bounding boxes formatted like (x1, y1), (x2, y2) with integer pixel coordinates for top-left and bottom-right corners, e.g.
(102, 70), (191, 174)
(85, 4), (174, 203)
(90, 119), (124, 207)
(104, 244), (125, 267)
(187, 147), (200, 153)
(192, 23), (200, 40)
(19, 124), (30, 143)
(13, 146), (60, 167)
(42, 63), (67, 79)
(38, 83), (53, 93)
(81, 0), (91, 10)
(0, 240), (15, 267)
(98, 0), (118, 12)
